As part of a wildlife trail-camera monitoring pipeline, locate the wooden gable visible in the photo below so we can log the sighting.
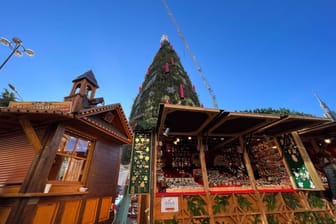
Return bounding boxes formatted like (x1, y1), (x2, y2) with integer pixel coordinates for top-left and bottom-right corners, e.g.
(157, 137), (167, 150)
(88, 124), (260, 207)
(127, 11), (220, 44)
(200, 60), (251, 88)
(76, 103), (133, 144)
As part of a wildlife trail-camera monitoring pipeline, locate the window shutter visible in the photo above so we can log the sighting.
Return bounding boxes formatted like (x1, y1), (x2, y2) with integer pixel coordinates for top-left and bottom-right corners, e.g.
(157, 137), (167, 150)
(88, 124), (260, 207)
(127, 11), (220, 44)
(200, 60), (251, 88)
(0, 134), (35, 185)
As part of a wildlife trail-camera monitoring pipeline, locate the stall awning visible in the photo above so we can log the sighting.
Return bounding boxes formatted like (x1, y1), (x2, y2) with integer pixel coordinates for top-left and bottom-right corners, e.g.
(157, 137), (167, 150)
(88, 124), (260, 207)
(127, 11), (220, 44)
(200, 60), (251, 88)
(254, 115), (330, 136)
(207, 112), (280, 137)
(298, 120), (336, 139)
(157, 104), (330, 139)
(157, 104), (220, 136)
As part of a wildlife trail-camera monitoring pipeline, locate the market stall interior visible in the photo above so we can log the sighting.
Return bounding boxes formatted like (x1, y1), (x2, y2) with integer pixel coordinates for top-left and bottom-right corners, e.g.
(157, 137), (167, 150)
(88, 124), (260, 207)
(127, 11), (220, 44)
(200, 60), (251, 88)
(155, 104), (330, 194)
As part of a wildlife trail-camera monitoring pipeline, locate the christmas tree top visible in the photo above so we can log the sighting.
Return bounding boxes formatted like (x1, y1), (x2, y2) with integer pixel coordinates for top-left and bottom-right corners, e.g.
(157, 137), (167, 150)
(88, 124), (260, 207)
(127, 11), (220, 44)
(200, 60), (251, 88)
(129, 35), (201, 130)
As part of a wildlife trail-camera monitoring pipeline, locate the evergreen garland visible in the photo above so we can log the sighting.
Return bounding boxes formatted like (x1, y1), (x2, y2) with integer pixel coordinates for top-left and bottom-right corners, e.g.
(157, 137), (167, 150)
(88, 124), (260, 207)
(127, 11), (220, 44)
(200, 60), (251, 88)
(213, 195), (230, 214)
(282, 192), (302, 210)
(266, 214), (280, 224)
(308, 192), (325, 209)
(263, 193), (277, 211)
(186, 195), (208, 216)
(236, 194), (254, 211)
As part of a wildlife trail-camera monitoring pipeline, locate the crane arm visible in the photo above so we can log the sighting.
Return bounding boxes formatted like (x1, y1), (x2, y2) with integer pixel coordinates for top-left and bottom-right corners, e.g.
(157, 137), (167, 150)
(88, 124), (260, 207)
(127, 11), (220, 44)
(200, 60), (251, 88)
(161, 0), (218, 109)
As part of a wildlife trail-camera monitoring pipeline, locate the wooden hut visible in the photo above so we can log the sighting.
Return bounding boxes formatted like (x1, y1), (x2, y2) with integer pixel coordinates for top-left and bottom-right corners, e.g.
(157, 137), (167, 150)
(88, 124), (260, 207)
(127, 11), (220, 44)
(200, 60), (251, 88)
(0, 70), (133, 224)
(142, 103), (336, 224)
(299, 121), (336, 198)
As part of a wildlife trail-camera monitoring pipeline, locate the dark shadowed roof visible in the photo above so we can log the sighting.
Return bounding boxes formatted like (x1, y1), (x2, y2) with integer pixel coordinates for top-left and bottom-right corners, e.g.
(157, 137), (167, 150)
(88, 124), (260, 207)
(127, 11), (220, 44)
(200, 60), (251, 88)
(157, 104), (330, 141)
(298, 121), (336, 140)
(72, 70), (99, 88)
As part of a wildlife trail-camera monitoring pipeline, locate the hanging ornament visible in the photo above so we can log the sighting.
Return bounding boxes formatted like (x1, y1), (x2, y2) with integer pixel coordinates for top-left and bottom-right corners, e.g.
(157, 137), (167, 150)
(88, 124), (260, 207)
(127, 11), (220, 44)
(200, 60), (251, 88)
(139, 86), (142, 92)
(147, 67), (151, 75)
(167, 87), (175, 94)
(192, 85), (196, 92)
(170, 57), (175, 65)
(170, 45), (174, 50)
(165, 63), (169, 73)
(179, 83), (184, 99)
(165, 99), (170, 104)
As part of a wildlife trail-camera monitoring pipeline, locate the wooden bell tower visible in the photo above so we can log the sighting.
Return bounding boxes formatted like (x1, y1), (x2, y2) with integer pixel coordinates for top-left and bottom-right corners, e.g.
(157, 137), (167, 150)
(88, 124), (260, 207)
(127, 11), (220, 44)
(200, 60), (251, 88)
(64, 70), (100, 112)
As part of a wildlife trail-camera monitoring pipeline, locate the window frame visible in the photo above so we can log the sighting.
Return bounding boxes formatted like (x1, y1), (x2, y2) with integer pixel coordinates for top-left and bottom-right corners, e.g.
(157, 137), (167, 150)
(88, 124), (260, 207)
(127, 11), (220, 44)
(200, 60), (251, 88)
(48, 129), (95, 184)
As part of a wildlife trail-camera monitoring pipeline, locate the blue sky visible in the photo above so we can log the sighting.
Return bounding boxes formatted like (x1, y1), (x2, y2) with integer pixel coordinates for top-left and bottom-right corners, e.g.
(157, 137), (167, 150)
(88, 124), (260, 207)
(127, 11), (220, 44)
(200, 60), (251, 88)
(0, 0), (335, 118)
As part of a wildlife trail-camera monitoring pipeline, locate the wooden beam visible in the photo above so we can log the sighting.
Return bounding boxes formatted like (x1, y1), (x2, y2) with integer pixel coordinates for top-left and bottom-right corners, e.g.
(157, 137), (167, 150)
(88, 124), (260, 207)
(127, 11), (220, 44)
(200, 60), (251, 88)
(19, 118), (42, 153)
(291, 131), (325, 190)
(239, 136), (257, 191)
(150, 132), (157, 224)
(198, 136), (215, 224)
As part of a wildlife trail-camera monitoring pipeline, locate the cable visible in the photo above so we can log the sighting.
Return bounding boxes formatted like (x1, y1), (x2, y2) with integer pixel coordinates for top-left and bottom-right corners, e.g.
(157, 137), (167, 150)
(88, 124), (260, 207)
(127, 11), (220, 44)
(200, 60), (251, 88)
(161, 0), (218, 108)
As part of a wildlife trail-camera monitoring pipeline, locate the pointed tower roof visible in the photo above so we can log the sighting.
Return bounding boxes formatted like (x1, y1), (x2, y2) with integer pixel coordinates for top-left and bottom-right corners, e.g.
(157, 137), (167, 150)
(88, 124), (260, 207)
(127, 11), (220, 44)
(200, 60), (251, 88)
(129, 35), (201, 130)
(73, 70), (99, 88)
(314, 92), (336, 121)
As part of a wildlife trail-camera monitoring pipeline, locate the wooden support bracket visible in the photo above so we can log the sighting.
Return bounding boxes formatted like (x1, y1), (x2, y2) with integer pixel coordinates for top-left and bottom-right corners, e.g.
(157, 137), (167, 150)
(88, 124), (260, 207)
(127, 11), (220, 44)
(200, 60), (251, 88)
(19, 118), (42, 153)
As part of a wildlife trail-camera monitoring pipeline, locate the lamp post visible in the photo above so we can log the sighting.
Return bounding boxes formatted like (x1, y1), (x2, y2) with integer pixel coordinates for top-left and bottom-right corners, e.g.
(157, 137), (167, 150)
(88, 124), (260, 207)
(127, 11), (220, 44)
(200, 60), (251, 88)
(0, 37), (34, 71)
(8, 83), (23, 101)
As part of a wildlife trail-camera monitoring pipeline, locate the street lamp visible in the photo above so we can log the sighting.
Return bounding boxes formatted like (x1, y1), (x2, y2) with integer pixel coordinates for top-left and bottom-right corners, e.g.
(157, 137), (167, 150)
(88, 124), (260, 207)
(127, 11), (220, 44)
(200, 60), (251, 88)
(8, 83), (23, 101)
(0, 37), (34, 71)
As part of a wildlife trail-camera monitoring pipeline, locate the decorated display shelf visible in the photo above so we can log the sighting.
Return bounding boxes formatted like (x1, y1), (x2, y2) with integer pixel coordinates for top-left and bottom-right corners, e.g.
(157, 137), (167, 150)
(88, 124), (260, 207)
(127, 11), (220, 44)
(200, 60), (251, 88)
(247, 138), (293, 188)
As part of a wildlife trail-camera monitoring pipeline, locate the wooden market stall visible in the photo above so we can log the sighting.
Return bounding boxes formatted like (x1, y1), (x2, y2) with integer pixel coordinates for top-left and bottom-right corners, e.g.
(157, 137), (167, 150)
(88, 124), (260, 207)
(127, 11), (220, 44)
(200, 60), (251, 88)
(149, 104), (336, 224)
(299, 121), (336, 197)
(0, 70), (133, 224)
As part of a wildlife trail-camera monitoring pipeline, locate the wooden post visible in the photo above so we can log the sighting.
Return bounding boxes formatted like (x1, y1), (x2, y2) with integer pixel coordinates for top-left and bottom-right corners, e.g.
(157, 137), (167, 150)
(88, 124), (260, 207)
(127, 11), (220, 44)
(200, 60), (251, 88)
(198, 135), (215, 224)
(8, 123), (65, 224)
(150, 131), (157, 223)
(239, 136), (257, 191)
(291, 131), (324, 190)
(137, 194), (149, 224)
(239, 136), (268, 223)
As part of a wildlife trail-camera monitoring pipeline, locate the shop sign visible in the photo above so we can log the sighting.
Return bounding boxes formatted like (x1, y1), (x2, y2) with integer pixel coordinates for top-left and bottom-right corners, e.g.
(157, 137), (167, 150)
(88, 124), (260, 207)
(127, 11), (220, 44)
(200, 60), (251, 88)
(8, 101), (72, 113)
(129, 131), (152, 194)
(161, 197), (179, 213)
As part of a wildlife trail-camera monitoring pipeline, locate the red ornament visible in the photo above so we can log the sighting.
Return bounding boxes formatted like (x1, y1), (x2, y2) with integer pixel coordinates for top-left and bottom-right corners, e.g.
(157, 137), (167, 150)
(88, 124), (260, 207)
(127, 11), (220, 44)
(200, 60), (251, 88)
(170, 57), (174, 65)
(192, 85), (196, 92)
(165, 63), (169, 73)
(165, 99), (170, 104)
(139, 86), (142, 92)
(179, 84), (184, 99)
(147, 67), (151, 75)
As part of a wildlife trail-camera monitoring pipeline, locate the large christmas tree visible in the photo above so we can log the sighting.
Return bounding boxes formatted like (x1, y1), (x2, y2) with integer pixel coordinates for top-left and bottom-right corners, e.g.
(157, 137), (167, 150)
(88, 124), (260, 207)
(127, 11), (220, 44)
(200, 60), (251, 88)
(122, 35), (201, 164)
(129, 34), (201, 130)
